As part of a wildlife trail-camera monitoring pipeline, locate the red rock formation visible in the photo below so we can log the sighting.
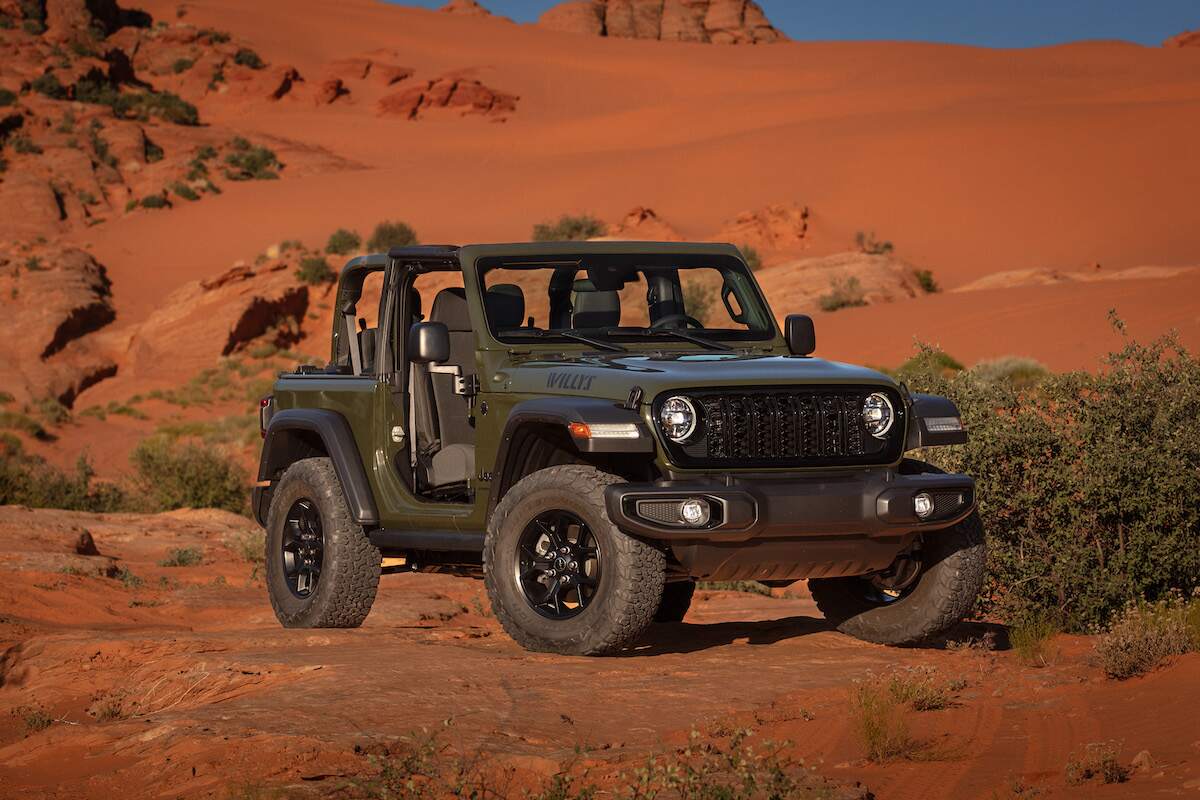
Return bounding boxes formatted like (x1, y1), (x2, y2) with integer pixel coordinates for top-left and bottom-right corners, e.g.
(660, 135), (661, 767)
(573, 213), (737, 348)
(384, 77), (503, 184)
(1163, 29), (1200, 47)
(537, 0), (784, 43)
(605, 206), (683, 240)
(715, 202), (809, 255)
(378, 75), (518, 120)
(440, 0), (494, 16)
(314, 77), (349, 105)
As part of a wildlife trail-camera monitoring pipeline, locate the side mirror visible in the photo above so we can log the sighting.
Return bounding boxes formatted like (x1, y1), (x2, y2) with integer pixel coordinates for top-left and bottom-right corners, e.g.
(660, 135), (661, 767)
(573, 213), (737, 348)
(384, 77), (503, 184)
(785, 314), (816, 356)
(408, 322), (449, 364)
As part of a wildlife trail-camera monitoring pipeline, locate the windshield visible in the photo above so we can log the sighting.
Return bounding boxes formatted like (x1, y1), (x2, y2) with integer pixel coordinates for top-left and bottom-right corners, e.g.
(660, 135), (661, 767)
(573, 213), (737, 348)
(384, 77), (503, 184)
(478, 253), (776, 345)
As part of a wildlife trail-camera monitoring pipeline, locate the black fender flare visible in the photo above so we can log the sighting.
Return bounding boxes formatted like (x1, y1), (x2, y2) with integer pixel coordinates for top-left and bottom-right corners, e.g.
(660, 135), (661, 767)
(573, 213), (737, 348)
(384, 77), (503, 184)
(254, 409), (380, 527)
(488, 397), (655, 516)
(905, 393), (969, 450)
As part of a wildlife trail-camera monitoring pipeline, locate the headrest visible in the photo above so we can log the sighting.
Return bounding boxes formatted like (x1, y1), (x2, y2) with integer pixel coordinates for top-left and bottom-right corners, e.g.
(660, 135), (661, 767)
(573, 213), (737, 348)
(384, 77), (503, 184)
(430, 287), (472, 332)
(485, 284), (525, 330)
(571, 288), (620, 329)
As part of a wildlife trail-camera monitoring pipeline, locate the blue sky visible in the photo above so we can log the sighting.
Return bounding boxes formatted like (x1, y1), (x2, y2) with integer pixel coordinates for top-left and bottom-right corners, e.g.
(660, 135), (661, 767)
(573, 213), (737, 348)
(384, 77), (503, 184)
(398, 0), (1198, 47)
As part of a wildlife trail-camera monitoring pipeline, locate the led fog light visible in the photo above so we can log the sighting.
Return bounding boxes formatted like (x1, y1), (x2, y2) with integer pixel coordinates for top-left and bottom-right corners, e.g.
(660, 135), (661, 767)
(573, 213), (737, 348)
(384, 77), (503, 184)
(913, 492), (934, 519)
(680, 498), (710, 526)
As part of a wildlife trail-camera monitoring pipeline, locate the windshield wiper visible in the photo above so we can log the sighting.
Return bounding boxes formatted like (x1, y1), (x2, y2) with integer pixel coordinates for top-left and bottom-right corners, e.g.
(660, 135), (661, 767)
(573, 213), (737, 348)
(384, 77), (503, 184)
(507, 328), (627, 353)
(643, 329), (731, 352)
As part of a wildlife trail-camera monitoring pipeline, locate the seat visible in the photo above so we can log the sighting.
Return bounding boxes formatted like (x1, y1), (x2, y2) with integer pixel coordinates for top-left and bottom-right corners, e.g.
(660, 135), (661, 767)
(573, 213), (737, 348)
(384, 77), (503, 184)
(485, 283), (525, 331)
(411, 288), (476, 491)
(570, 281), (620, 328)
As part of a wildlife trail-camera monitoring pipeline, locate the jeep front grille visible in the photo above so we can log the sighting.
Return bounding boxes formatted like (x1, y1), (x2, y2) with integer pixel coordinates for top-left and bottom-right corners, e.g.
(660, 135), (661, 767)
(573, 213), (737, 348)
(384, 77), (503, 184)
(658, 387), (905, 469)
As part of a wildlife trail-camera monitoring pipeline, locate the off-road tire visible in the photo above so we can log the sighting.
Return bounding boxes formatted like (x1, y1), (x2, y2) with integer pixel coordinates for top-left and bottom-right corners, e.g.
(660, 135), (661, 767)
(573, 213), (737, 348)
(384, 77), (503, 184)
(808, 511), (985, 645)
(655, 580), (696, 622)
(266, 457), (381, 628)
(484, 465), (666, 655)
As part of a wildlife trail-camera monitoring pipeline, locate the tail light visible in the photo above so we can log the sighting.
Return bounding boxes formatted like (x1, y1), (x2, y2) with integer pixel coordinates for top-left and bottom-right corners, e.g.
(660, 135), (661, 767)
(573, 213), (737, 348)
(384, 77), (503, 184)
(259, 396), (274, 438)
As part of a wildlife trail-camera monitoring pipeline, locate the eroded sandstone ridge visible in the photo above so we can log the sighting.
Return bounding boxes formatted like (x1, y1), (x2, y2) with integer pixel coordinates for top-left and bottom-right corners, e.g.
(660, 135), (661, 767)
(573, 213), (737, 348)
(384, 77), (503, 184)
(537, 0), (785, 44)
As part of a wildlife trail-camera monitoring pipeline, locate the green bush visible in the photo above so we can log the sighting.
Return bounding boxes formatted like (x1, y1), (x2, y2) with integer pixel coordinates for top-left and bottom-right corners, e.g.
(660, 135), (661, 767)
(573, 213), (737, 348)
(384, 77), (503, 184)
(818, 276), (867, 312)
(532, 213), (605, 242)
(159, 547), (203, 567)
(144, 139), (164, 163)
(855, 230), (894, 255)
(0, 88), (16, 106)
(129, 436), (247, 515)
(970, 356), (1048, 390)
(140, 194), (169, 209)
(0, 451), (126, 512)
(325, 228), (361, 255)
(913, 268), (939, 293)
(171, 182), (200, 201)
(171, 58), (195, 74)
(367, 220), (418, 252)
(114, 91), (199, 126)
(739, 244), (762, 271)
(12, 135), (41, 154)
(223, 137), (280, 180)
(31, 73), (66, 99)
(233, 48), (264, 69)
(901, 327), (1200, 630)
(296, 256), (336, 285)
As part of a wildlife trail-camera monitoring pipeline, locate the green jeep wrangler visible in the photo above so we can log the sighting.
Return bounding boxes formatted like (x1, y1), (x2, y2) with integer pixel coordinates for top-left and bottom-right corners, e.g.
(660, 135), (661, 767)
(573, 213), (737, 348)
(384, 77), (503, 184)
(254, 242), (984, 655)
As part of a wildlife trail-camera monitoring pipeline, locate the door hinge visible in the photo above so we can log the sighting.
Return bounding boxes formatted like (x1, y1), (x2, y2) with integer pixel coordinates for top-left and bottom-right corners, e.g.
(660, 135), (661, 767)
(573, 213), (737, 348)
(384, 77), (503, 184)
(391, 426), (406, 445)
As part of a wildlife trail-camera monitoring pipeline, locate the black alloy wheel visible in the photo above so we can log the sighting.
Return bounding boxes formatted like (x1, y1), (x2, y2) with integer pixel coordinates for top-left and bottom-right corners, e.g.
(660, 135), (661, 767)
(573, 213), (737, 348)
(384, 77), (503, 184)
(281, 498), (324, 598)
(515, 510), (602, 619)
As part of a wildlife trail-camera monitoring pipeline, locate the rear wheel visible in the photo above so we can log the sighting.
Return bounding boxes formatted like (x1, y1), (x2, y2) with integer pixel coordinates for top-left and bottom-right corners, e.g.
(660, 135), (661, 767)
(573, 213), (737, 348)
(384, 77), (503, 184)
(808, 512), (985, 645)
(655, 580), (696, 622)
(484, 465), (665, 655)
(266, 458), (381, 628)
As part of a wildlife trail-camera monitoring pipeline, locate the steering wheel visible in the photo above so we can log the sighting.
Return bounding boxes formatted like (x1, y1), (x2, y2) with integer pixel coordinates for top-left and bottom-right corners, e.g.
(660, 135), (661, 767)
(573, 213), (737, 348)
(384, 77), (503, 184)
(650, 313), (705, 330)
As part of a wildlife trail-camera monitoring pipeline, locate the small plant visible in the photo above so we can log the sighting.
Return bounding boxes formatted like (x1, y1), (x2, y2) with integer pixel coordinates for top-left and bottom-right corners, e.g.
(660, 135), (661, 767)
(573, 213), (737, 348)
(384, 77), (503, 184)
(681, 282), (714, 326)
(140, 194), (170, 209)
(171, 58), (195, 74)
(882, 666), (960, 711)
(850, 677), (914, 762)
(296, 255), (336, 285)
(818, 276), (867, 312)
(88, 123), (117, 168)
(1010, 612), (1060, 667)
(1096, 599), (1197, 679)
(159, 547), (203, 567)
(197, 27), (231, 44)
(914, 268), (940, 293)
(367, 220), (419, 252)
(532, 213), (605, 242)
(171, 182), (200, 202)
(24, 256), (44, 271)
(233, 48), (265, 69)
(144, 139), (164, 163)
(1065, 742), (1129, 785)
(739, 244), (762, 271)
(855, 230), (894, 255)
(325, 228), (361, 255)
(31, 73), (67, 99)
(115, 567), (144, 589)
(0, 88), (17, 106)
(12, 134), (42, 154)
(14, 705), (53, 734)
(224, 137), (281, 180)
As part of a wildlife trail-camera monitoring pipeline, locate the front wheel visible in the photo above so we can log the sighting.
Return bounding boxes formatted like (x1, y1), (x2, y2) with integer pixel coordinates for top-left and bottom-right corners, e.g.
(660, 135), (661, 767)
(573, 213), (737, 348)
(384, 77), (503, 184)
(484, 465), (665, 655)
(808, 512), (985, 645)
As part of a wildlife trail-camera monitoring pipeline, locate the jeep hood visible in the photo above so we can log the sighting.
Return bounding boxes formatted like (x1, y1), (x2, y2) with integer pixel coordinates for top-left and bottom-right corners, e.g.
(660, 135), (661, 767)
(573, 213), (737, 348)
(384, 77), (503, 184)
(499, 352), (897, 400)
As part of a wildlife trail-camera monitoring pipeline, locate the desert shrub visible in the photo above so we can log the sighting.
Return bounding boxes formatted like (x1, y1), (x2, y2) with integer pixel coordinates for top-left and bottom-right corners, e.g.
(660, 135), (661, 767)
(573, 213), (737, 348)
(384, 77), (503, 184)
(12, 134), (41, 154)
(739, 244), (762, 271)
(223, 137), (280, 180)
(24, 256), (44, 271)
(1065, 742), (1129, 785)
(682, 282), (715, 326)
(87, 123), (117, 168)
(0, 88), (17, 106)
(697, 580), (772, 596)
(902, 326), (1200, 630)
(13, 706), (52, 735)
(325, 228), (361, 255)
(140, 194), (169, 209)
(850, 677), (914, 762)
(144, 138), (164, 163)
(880, 666), (960, 711)
(197, 27), (230, 44)
(532, 213), (605, 242)
(855, 230), (894, 255)
(233, 48), (264, 69)
(31, 73), (66, 99)
(818, 276), (867, 312)
(1009, 611), (1060, 667)
(171, 58), (195, 74)
(367, 220), (418, 252)
(970, 356), (1048, 390)
(159, 547), (203, 567)
(1095, 598), (1198, 679)
(0, 452), (126, 511)
(129, 436), (247, 514)
(296, 255), (336, 285)
(171, 182), (199, 201)
(914, 268), (939, 293)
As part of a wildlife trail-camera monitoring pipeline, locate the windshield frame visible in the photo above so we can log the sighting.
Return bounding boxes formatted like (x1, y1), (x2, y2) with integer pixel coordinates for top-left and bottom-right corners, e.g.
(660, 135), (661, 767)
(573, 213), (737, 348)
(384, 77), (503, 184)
(475, 252), (779, 348)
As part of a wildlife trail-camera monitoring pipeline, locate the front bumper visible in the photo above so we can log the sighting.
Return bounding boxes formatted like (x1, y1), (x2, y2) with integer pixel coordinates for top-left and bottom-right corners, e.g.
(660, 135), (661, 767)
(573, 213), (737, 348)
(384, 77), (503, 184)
(604, 469), (975, 543)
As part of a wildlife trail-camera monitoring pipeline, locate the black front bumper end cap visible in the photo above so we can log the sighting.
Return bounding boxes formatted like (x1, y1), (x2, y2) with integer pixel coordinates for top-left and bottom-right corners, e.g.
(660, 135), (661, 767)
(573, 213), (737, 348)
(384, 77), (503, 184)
(604, 472), (976, 542)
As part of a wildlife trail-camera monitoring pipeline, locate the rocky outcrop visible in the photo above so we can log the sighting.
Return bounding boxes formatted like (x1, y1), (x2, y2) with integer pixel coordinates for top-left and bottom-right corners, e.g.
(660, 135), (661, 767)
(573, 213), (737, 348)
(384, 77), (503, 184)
(537, 0), (784, 44)
(378, 75), (518, 120)
(314, 77), (348, 105)
(714, 202), (809, 259)
(1163, 29), (1200, 48)
(0, 173), (67, 240)
(440, 0), (495, 16)
(753, 252), (920, 316)
(0, 246), (118, 405)
(604, 206), (683, 240)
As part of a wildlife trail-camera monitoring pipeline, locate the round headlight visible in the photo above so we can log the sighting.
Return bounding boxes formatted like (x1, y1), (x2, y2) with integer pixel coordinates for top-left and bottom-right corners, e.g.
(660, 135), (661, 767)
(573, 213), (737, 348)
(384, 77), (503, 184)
(659, 396), (697, 442)
(862, 392), (894, 438)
